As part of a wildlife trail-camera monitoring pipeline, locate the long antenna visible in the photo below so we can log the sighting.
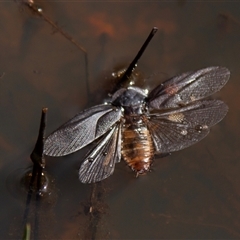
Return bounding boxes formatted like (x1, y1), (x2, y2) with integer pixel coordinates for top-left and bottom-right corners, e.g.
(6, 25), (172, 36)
(113, 27), (158, 92)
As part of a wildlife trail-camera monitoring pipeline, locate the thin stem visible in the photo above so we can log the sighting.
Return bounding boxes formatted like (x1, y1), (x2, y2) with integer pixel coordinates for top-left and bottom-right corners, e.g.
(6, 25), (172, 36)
(23, 0), (90, 99)
(112, 27), (158, 92)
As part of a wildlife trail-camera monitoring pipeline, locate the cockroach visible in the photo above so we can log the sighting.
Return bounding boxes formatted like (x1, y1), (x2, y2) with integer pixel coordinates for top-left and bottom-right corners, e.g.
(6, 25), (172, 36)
(44, 27), (230, 183)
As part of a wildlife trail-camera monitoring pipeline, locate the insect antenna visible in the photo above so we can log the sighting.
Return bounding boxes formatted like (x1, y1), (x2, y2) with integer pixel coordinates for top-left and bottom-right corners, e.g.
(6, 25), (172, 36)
(112, 27), (158, 92)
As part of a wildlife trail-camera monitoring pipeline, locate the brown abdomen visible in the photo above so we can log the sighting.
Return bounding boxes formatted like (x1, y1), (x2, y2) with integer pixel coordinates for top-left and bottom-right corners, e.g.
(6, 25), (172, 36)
(121, 118), (154, 174)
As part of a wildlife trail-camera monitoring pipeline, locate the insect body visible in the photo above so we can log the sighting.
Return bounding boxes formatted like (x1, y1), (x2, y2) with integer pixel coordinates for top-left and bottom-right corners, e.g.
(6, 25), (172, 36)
(44, 28), (230, 183)
(121, 116), (154, 174)
(44, 66), (230, 183)
(113, 87), (154, 174)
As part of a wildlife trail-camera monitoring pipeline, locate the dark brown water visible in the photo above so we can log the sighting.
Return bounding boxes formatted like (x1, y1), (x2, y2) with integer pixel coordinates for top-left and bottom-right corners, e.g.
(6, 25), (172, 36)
(0, 1), (240, 239)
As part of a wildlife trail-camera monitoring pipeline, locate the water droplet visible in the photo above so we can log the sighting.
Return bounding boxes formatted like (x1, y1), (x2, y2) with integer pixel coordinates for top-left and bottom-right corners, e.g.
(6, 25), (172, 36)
(220, 81), (225, 86)
(190, 95), (196, 101)
(210, 87), (215, 92)
(181, 129), (187, 135)
(21, 170), (49, 195)
(144, 89), (149, 94)
(195, 125), (203, 133)
(88, 158), (93, 163)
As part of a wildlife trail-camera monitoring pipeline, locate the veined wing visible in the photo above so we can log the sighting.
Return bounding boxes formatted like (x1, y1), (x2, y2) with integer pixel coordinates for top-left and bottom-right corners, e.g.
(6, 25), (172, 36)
(44, 104), (122, 156)
(148, 67), (230, 110)
(79, 123), (121, 183)
(147, 100), (228, 153)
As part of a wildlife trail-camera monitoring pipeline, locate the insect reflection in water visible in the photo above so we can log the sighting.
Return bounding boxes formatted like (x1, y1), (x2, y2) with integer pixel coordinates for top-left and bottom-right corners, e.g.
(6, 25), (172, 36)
(44, 29), (230, 183)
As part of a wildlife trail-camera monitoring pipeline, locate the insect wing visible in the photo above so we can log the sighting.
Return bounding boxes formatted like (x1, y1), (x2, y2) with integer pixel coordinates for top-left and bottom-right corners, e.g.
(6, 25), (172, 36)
(148, 100), (228, 153)
(79, 124), (121, 183)
(44, 104), (121, 156)
(148, 67), (230, 109)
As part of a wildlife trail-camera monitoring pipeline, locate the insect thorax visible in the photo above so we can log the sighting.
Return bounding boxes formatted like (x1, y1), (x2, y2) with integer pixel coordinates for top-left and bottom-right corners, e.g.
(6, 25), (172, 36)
(111, 87), (147, 107)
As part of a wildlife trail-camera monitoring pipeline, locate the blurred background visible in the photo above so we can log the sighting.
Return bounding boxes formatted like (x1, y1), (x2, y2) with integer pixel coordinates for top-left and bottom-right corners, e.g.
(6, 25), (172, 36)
(0, 1), (240, 239)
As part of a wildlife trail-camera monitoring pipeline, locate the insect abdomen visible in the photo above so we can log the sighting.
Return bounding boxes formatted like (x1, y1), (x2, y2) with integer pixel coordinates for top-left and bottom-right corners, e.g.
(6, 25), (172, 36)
(122, 118), (154, 174)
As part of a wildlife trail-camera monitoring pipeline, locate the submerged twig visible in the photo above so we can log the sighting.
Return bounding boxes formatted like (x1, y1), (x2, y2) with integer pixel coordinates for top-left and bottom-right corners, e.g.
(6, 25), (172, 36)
(219, 12), (240, 27)
(22, 0), (90, 99)
(29, 107), (47, 196)
(0, 72), (5, 79)
(22, 223), (31, 240)
(22, 108), (48, 239)
(83, 182), (108, 240)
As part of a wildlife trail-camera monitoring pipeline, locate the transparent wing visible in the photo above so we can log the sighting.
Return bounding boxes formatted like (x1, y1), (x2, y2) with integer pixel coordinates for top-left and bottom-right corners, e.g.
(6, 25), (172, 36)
(147, 100), (228, 153)
(44, 104), (121, 156)
(79, 123), (121, 183)
(148, 67), (230, 109)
